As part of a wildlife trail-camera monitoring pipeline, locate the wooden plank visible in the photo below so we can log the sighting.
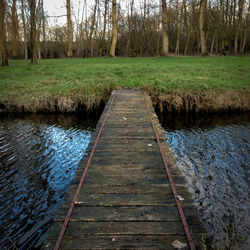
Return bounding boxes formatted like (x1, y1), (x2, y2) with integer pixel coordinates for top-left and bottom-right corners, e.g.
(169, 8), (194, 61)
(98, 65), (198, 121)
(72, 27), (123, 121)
(44, 235), (192, 249)
(85, 166), (183, 176)
(68, 184), (190, 195)
(89, 138), (158, 146)
(83, 175), (186, 186)
(62, 193), (193, 206)
(42, 89), (207, 249)
(54, 205), (202, 222)
(47, 221), (206, 236)
(57, 235), (205, 250)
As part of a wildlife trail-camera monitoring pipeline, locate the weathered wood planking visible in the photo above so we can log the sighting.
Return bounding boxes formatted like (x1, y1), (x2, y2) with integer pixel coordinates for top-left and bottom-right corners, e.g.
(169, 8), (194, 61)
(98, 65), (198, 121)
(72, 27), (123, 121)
(42, 89), (207, 249)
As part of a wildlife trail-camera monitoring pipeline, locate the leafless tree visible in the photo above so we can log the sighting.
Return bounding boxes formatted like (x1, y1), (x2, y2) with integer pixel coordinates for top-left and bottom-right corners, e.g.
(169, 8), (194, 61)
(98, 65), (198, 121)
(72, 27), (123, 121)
(0, 0), (9, 66)
(110, 0), (118, 57)
(21, 0), (28, 59)
(11, 0), (19, 58)
(199, 0), (208, 56)
(66, 0), (73, 57)
(161, 0), (169, 56)
(28, 0), (38, 63)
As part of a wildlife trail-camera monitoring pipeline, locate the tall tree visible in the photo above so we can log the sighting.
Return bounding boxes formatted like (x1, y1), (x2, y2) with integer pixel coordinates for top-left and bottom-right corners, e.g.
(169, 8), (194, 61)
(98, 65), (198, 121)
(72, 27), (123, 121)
(161, 0), (169, 56)
(41, 0), (47, 58)
(66, 0), (73, 57)
(240, 2), (249, 54)
(109, 0), (118, 57)
(100, 0), (108, 56)
(234, 0), (244, 54)
(11, 0), (19, 58)
(21, 0), (28, 59)
(125, 0), (134, 56)
(29, 0), (38, 63)
(199, 0), (208, 56)
(175, 0), (185, 55)
(89, 0), (98, 57)
(0, 0), (9, 66)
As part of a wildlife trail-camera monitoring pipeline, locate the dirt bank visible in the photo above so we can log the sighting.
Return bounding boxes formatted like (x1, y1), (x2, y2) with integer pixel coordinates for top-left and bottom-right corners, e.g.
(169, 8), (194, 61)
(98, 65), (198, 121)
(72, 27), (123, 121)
(0, 94), (109, 116)
(150, 89), (250, 114)
(0, 89), (249, 115)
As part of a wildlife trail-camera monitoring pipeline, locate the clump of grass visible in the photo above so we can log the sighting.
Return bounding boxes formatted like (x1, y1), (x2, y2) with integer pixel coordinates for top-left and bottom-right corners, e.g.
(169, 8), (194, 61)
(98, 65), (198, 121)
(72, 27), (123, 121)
(202, 224), (244, 250)
(217, 225), (244, 250)
(0, 56), (249, 105)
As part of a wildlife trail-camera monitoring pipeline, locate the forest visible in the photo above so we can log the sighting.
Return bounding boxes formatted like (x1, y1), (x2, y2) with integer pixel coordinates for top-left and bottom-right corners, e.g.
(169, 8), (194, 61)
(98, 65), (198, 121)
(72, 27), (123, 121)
(0, 0), (250, 66)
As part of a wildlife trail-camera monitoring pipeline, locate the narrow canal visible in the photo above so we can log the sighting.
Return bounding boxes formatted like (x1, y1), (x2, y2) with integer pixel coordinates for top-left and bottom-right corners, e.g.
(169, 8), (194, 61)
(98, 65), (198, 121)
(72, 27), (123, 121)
(161, 112), (250, 249)
(0, 114), (96, 249)
(0, 112), (249, 249)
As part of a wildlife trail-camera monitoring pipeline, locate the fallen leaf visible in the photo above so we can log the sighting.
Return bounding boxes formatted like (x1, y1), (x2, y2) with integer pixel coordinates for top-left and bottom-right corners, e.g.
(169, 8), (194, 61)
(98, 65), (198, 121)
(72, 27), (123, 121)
(74, 201), (84, 205)
(177, 195), (184, 201)
(91, 195), (99, 199)
(172, 240), (187, 249)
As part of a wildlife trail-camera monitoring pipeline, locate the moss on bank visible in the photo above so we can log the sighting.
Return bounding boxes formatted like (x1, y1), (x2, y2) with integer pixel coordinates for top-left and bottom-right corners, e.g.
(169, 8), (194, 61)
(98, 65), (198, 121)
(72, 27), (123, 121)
(0, 57), (249, 113)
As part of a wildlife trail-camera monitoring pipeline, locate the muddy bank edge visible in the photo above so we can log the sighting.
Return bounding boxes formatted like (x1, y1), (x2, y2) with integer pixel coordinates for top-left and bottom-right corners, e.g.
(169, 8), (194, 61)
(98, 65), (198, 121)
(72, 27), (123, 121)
(0, 89), (249, 114)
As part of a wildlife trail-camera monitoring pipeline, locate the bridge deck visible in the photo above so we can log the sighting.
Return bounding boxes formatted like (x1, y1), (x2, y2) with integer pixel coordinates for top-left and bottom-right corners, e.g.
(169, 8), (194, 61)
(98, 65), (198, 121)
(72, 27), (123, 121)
(43, 89), (207, 249)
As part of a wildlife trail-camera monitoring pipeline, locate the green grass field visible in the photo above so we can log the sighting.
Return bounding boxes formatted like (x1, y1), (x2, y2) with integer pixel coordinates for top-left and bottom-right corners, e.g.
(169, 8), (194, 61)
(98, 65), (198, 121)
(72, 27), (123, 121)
(0, 56), (249, 104)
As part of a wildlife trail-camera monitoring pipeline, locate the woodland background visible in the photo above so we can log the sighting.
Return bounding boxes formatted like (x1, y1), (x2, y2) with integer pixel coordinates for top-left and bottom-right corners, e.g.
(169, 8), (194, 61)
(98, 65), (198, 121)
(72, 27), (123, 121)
(0, 0), (249, 65)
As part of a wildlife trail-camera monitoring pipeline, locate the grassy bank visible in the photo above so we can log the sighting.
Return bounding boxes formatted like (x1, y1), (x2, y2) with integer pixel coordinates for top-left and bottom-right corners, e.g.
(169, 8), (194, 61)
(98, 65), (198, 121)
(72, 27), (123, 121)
(0, 56), (249, 113)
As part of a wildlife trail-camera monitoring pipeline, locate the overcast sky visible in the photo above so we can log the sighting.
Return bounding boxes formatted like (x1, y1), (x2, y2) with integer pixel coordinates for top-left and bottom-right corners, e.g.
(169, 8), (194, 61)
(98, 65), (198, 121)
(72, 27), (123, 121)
(43, 0), (148, 25)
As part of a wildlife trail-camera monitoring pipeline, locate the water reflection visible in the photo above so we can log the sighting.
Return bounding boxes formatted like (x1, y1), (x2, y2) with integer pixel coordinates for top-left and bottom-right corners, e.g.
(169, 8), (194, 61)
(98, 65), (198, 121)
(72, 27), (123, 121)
(162, 112), (250, 248)
(0, 114), (95, 249)
(1, 112), (249, 249)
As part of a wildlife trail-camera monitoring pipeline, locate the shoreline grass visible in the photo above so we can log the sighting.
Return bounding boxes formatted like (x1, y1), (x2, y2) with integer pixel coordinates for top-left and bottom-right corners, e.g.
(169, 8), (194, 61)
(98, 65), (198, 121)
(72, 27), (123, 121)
(0, 56), (249, 104)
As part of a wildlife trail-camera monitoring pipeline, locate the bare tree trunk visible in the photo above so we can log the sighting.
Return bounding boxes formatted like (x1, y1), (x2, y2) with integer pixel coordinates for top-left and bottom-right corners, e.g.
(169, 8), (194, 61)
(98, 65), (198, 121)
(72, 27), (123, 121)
(100, 0), (108, 56)
(215, 33), (219, 54)
(83, 0), (88, 57)
(89, 0), (98, 57)
(29, 0), (38, 64)
(161, 0), (169, 56)
(21, 0), (28, 59)
(234, 31), (239, 54)
(66, 0), (73, 58)
(156, 27), (161, 56)
(36, 0), (42, 60)
(41, 0), (47, 58)
(109, 0), (118, 57)
(184, 31), (190, 55)
(240, 28), (247, 54)
(234, 0), (244, 54)
(175, 0), (185, 55)
(241, 2), (250, 54)
(125, 0), (133, 56)
(0, 0), (8, 66)
(139, 0), (146, 56)
(11, 0), (19, 58)
(36, 33), (41, 59)
(199, 0), (208, 56)
(210, 31), (216, 54)
(156, 0), (161, 56)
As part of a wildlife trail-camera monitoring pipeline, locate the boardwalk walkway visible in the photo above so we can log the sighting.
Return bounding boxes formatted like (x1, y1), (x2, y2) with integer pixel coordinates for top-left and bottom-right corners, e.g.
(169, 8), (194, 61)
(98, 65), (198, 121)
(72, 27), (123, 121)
(43, 89), (206, 249)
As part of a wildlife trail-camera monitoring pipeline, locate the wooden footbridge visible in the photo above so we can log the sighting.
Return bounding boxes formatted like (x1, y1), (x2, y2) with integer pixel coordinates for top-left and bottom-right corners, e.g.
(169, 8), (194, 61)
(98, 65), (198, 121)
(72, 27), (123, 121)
(42, 89), (207, 249)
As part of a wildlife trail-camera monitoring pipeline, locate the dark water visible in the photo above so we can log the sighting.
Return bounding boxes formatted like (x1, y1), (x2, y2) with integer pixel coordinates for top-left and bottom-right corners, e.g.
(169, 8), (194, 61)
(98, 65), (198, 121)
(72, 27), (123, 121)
(0, 113), (249, 249)
(162, 113), (250, 248)
(0, 114), (95, 249)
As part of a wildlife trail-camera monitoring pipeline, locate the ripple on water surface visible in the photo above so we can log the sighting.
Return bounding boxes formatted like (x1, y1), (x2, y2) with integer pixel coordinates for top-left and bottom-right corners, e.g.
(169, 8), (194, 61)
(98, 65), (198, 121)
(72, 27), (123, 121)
(162, 113), (250, 248)
(1, 112), (249, 249)
(0, 114), (94, 249)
